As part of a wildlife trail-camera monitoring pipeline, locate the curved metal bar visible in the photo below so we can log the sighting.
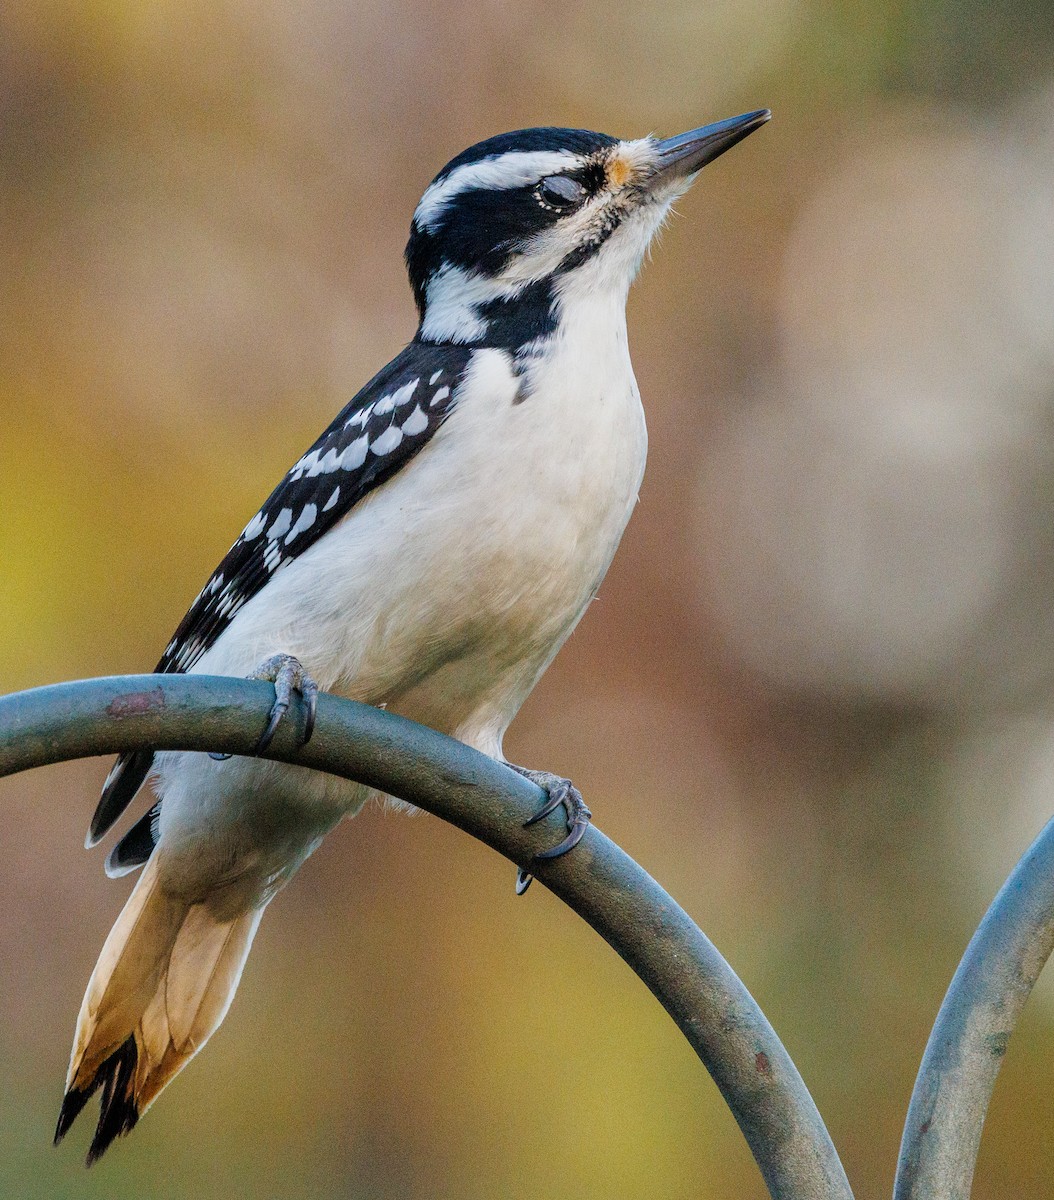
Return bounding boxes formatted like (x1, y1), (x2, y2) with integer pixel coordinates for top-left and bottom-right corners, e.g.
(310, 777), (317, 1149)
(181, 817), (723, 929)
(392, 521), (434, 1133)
(0, 674), (852, 1200)
(895, 814), (1054, 1199)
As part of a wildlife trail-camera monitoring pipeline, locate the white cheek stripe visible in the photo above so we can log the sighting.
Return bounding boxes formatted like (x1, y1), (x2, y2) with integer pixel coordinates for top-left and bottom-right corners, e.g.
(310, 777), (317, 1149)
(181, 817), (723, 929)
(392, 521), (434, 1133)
(414, 149), (580, 230)
(419, 263), (517, 343)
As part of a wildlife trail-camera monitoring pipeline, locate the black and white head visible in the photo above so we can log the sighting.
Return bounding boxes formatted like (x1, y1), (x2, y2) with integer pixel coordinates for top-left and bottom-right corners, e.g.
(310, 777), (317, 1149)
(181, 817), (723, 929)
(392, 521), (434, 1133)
(405, 111), (770, 349)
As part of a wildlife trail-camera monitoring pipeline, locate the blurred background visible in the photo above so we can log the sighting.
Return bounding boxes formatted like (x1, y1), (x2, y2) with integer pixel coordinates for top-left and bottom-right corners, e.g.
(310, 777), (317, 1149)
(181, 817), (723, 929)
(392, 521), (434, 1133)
(3, 0), (1054, 1195)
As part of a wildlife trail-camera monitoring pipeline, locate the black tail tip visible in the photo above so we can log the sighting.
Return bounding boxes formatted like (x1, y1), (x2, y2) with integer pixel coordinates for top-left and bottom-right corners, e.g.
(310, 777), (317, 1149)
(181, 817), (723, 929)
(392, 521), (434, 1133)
(86, 1103), (139, 1168)
(53, 1035), (140, 1166)
(54, 1087), (91, 1146)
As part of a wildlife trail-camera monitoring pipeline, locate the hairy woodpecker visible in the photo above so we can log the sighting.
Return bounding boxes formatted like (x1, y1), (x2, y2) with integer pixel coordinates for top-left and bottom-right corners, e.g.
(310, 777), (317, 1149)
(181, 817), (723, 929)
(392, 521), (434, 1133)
(55, 110), (770, 1163)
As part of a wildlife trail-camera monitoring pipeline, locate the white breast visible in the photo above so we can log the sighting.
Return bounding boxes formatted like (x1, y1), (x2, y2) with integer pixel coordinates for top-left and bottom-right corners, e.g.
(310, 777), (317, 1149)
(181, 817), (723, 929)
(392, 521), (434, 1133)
(155, 289), (646, 884)
(196, 293), (646, 756)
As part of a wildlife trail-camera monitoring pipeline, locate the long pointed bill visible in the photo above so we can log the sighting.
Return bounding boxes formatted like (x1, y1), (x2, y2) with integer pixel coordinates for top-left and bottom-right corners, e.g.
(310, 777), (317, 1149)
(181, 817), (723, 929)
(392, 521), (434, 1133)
(652, 109), (771, 184)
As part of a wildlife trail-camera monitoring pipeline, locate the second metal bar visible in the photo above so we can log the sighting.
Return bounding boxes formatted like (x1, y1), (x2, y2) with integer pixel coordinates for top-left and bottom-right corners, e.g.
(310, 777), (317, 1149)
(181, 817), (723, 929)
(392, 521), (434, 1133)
(895, 814), (1054, 1199)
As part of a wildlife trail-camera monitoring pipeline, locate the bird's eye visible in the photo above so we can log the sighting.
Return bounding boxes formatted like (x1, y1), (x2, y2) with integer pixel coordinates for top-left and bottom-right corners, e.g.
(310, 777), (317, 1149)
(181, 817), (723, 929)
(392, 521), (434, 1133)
(535, 175), (587, 211)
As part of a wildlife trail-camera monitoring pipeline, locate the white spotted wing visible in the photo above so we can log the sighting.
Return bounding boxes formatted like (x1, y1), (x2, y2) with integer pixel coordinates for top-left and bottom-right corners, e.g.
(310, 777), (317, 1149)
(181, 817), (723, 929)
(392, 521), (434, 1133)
(90, 340), (473, 848)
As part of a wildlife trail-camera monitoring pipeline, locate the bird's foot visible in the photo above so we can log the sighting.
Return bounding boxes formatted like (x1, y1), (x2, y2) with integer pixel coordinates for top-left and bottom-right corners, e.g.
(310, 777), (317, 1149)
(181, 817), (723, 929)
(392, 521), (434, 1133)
(509, 768), (592, 895)
(209, 653), (318, 761)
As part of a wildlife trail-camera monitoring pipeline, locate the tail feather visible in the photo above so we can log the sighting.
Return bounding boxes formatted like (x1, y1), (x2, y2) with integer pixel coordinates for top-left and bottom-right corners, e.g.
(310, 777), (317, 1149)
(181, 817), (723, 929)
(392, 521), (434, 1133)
(54, 1035), (140, 1165)
(56, 855), (263, 1164)
(88, 750), (155, 847)
(106, 803), (161, 878)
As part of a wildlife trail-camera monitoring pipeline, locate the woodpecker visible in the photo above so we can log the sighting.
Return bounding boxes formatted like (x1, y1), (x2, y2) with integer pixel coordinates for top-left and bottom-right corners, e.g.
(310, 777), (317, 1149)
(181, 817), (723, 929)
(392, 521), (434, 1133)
(55, 110), (770, 1163)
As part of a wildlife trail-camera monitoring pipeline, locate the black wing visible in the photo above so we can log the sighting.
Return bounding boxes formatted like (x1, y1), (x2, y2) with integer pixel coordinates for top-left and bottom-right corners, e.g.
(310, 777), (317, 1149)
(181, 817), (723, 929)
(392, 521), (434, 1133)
(91, 340), (474, 852)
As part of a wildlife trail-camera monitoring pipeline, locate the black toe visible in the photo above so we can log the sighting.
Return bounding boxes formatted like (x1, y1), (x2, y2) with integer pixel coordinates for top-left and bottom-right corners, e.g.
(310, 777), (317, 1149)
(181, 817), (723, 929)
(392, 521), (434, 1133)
(508, 766), (592, 893)
(534, 814), (590, 861)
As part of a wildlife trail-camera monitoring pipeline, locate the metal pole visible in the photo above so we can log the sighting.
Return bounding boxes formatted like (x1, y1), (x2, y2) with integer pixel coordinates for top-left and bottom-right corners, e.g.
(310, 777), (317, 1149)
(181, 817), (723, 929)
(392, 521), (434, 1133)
(895, 814), (1054, 1199)
(0, 674), (852, 1200)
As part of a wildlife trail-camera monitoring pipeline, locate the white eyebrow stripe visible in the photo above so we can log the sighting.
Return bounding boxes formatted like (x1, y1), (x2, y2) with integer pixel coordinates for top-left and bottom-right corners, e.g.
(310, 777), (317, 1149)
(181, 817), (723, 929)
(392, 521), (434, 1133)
(414, 150), (580, 230)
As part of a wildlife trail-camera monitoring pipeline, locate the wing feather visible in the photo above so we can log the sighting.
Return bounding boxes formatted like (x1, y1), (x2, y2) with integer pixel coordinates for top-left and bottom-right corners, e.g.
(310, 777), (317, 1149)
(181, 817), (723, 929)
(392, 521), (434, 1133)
(89, 340), (473, 847)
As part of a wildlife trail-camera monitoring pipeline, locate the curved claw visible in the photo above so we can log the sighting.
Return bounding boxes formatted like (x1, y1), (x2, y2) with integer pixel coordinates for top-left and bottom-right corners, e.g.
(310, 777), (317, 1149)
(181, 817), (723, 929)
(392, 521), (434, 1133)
(245, 653), (319, 757)
(254, 699), (288, 755)
(302, 679), (318, 745)
(513, 810), (589, 895)
(523, 787), (565, 827)
(534, 815), (590, 861)
(509, 766), (592, 894)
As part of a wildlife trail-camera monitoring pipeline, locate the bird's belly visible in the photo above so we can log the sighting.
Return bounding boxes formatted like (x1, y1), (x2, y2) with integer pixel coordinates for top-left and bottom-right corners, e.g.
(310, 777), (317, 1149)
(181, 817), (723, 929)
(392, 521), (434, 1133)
(338, 353), (648, 745)
(213, 349), (643, 738)
(170, 345), (646, 859)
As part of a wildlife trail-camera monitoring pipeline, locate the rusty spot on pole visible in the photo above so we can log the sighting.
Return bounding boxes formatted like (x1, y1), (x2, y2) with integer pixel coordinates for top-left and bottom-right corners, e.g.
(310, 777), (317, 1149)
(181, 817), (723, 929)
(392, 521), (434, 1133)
(106, 688), (165, 719)
(755, 1051), (771, 1076)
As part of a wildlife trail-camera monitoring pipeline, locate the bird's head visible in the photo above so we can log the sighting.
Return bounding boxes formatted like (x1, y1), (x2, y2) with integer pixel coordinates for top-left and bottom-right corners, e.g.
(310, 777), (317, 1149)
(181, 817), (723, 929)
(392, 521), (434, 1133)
(405, 111), (770, 349)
